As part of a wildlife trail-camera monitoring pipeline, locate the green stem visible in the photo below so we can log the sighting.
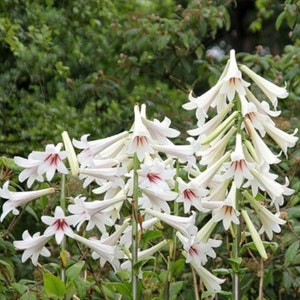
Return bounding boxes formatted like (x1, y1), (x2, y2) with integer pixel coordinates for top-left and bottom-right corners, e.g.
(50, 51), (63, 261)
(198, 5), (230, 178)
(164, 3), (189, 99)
(232, 189), (241, 300)
(131, 153), (139, 300)
(60, 174), (66, 284)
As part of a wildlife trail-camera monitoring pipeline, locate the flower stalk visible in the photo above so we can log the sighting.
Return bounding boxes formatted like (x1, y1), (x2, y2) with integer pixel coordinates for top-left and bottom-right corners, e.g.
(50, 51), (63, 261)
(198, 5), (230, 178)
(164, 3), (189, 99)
(60, 174), (66, 284)
(131, 153), (140, 300)
(232, 188), (242, 300)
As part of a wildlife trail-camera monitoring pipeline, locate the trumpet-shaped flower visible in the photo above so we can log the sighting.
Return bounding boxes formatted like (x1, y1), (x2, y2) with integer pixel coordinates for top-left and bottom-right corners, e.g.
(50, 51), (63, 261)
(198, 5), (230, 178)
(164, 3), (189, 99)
(211, 183), (240, 230)
(140, 104), (180, 144)
(128, 104), (154, 161)
(182, 83), (224, 125)
(198, 126), (236, 167)
(120, 217), (159, 249)
(67, 195), (90, 230)
(139, 188), (177, 214)
(244, 191), (286, 240)
(74, 234), (121, 271)
(244, 117), (280, 165)
(261, 121), (298, 155)
(219, 49), (250, 102)
(144, 208), (197, 237)
(73, 132), (129, 167)
(176, 231), (222, 267)
(187, 103), (234, 138)
(223, 134), (254, 188)
(30, 143), (69, 181)
(68, 193), (125, 232)
(153, 143), (195, 166)
(176, 178), (209, 213)
(183, 250), (225, 292)
(240, 64), (288, 109)
(192, 151), (231, 188)
(79, 166), (125, 189)
(248, 166), (290, 203)
(13, 156), (44, 188)
(121, 240), (168, 276)
(0, 181), (55, 222)
(13, 230), (51, 266)
(137, 158), (175, 191)
(42, 206), (78, 244)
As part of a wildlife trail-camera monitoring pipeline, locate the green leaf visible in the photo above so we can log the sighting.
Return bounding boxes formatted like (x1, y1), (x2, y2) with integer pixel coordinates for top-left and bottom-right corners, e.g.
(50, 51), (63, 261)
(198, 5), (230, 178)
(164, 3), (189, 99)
(43, 273), (66, 299)
(11, 282), (27, 295)
(20, 292), (37, 300)
(156, 35), (171, 51)
(66, 261), (85, 281)
(103, 282), (132, 298)
(170, 258), (185, 277)
(283, 271), (293, 292)
(284, 240), (299, 267)
(201, 290), (232, 299)
(228, 257), (242, 273)
(169, 281), (183, 300)
(275, 11), (286, 30)
(142, 230), (163, 243)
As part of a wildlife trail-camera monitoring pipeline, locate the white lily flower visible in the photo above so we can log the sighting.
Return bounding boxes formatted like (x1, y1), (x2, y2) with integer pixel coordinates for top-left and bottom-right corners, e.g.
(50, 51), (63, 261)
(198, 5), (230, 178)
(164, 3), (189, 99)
(73, 132), (129, 167)
(0, 181), (55, 222)
(128, 104), (154, 161)
(182, 82), (224, 125)
(243, 191), (286, 240)
(140, 104), (180, 144)
(74, 234), (120, 271)
(183, 251), (225, 292)
(211, 183), (240, 230)
(245, 88), (281, 118)
(79, 166), (125, 188)
(223, 134), (255, 188)
(67, 195), (90, 230)
(153, 143), (195, 165)
(139, 188), (177, 214)
(239, 93), (274, 137)
(68, 193), (125, 232)
(120, 217), (159, 249)
(120, 240), (168, 276)
(176, 232), (222, 267)
(240, 64), (288, 109)
(187, 103), (234, 137)
(13, 230), (51, 266)
(42, 206), (78, 244)
(199, 126), (236, 166)
(249, 167), (286, 202)
(144, 208), (197, 237)
(30, 143), (69, 181)
(137, 157), (175, 191)
(244, 117), (281, 164)
(219, 49), (250, 102)
(270, 177), (294, 211)
(261, 121), (298, 155)
(192, 151), (230, 188)
(14, 156), (44, 188)
(176, 177), (209, 213)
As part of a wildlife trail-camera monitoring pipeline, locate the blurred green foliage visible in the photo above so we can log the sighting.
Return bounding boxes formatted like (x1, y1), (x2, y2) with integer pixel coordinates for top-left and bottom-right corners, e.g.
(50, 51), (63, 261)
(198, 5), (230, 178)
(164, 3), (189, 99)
(0, 0), (299, 299)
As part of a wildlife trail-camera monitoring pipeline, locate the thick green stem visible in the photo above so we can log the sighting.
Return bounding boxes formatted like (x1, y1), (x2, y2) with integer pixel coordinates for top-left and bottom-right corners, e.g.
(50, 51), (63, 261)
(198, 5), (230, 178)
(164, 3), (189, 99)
(131, 153), (139, 300)
(232, 189), (241, 300)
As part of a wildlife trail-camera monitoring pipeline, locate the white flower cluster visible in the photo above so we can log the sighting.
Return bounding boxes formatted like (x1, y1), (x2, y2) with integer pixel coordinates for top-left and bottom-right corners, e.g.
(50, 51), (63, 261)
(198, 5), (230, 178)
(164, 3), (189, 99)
(0, 49), (297, 294)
